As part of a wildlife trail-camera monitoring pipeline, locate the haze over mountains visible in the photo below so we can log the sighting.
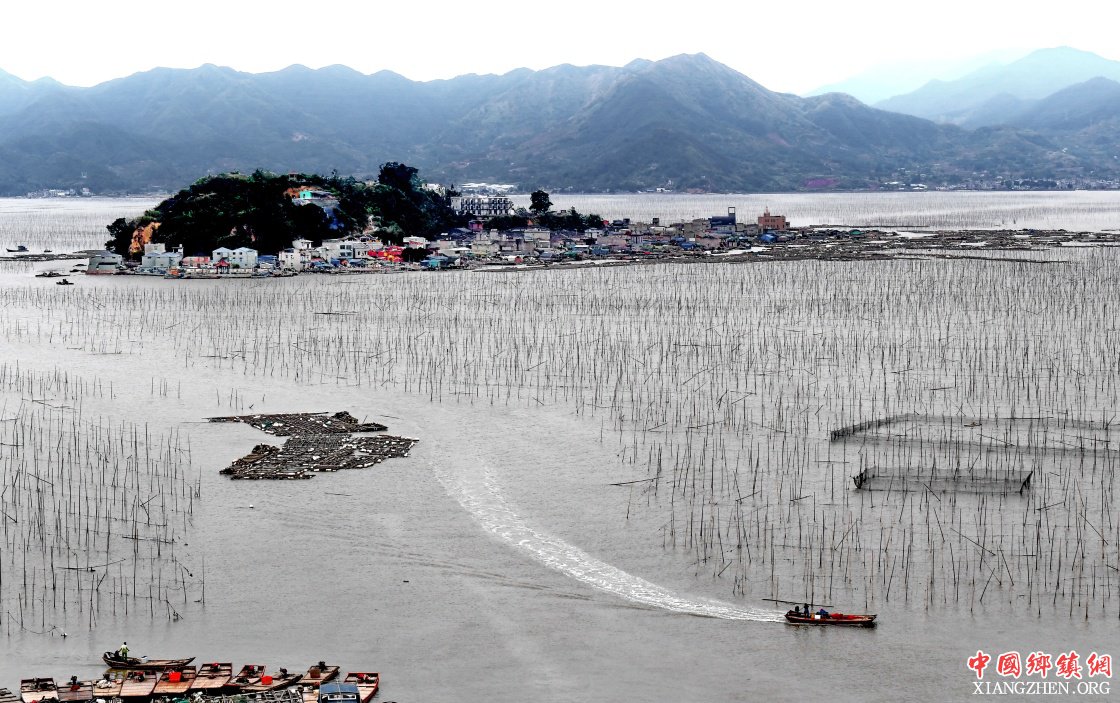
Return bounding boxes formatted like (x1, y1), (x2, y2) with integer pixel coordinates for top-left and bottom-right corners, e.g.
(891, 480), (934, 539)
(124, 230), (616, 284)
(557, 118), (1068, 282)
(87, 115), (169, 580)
(0, 48), (1117, 196)
(874, 47), (1120, 126)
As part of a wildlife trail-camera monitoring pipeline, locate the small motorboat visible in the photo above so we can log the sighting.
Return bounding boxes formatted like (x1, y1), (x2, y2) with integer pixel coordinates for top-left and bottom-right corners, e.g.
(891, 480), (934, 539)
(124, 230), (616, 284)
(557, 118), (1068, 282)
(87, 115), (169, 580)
(118, 671), (158, 699)
(55, 679), (93, 703)
(299, 663), (339, 688)
(239, 667), (303, 693)
(6, 245), (28, 253)
(189, 662), (232, 692)
(784, 609), (877, 627)
(35, 271), (62, 278)
(55, 278), (74, 285)
(90, 679), (121, 698)
(102, 652), (195, 670)
(342, 673), (379, 703)
(229, 664), (266, 688)
(151, 667), (196, 696)
(20, 679), (58, 703)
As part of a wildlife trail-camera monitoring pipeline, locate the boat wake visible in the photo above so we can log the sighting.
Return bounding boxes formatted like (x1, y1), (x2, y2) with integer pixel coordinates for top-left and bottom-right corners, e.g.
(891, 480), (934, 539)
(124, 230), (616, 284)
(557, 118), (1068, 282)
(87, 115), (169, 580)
(436, 463), (783, 623)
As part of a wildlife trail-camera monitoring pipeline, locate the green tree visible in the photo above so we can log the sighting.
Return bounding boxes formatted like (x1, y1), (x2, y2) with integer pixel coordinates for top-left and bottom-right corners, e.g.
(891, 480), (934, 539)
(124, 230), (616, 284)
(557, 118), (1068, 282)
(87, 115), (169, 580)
(105, 217), (135, 256)
(529, 189), (552, 216)
(103, 164), (464, 256)
(377, 162), (419, 192)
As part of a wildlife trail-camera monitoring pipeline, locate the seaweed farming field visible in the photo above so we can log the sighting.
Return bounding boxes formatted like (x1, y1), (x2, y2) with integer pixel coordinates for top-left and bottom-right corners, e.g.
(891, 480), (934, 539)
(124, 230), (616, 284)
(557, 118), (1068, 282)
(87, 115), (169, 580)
(0, 199), (156, 254)
(0, 197), (1117, 701)
(537, 189), (1120, 231)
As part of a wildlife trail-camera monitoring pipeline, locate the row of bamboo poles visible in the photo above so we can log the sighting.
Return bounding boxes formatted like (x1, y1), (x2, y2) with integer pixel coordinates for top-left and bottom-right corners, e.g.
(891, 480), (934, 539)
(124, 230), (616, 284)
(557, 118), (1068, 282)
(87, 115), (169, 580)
(0, 242), (1116, 624)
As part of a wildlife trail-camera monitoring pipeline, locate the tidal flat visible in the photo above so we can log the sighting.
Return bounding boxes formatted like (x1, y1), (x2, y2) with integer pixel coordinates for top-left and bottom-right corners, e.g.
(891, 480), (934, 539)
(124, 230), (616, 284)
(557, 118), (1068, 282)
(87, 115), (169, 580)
(0, 194), (1116, 702)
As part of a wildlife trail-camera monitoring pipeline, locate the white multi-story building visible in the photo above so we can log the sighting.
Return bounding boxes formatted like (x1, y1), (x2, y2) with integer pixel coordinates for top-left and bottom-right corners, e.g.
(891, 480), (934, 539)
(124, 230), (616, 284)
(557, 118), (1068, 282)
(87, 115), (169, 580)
(228, 247), (258, 269)
(212, 247), (257, 269)
(141, 251), (183, 270)
(279, 248), (312, 271)
(452, 196), (514, 218)
(86, 251), (123, 274)
(318, 238), (380, 261)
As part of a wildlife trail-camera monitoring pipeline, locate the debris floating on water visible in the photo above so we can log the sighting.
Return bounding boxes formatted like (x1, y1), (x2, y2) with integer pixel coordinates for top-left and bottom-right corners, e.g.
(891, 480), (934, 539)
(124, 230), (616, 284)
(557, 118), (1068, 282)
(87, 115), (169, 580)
(212, 411), (417, 480)
(208, 410), (388, 435)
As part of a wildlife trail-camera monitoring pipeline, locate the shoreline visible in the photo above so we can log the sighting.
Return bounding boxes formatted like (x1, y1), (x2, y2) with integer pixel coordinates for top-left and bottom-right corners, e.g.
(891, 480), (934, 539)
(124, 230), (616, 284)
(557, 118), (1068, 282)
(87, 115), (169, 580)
(6, 227), (1118, 271)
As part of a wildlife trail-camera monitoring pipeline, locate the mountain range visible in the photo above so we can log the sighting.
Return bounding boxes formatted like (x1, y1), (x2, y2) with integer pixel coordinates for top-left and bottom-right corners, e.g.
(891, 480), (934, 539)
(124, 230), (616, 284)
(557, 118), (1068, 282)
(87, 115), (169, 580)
(874, 47), (1120, 126)
(0, 50), (1117, 195)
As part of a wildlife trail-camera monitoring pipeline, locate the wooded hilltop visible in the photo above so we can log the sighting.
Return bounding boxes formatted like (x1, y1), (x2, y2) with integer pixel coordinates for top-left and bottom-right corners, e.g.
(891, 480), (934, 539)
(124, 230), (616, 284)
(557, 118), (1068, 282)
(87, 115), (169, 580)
(104, 164), (603, 257)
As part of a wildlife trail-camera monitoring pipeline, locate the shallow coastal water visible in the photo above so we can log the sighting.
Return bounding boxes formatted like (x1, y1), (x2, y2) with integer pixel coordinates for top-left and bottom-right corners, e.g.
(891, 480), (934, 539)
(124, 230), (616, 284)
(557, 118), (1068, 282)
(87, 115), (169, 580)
(0, 195), (1117, 702)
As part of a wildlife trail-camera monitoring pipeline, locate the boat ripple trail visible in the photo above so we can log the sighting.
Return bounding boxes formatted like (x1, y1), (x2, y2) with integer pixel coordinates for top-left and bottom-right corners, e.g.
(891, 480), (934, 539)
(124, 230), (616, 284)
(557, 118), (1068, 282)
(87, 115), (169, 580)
(438, 464), (783, 622)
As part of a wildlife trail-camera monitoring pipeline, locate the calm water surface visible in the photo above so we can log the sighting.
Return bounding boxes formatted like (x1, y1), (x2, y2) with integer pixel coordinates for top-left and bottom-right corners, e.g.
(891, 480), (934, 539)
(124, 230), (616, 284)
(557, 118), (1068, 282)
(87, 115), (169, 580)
(0, 196), (1115, 702)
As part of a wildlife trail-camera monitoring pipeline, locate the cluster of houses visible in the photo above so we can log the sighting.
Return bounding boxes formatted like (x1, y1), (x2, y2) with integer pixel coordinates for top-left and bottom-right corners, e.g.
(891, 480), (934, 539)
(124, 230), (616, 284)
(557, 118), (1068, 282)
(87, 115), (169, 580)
(84, 238), (422, 277)
(87, 244), (274, 277)
(417, 207), (794, 266)
(84, 207), (803, 277)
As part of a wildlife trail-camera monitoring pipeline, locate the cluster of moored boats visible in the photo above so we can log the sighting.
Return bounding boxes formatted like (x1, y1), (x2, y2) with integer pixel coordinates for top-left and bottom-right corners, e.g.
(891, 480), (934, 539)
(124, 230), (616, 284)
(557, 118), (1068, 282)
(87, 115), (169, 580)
(7, 655), (380, 703)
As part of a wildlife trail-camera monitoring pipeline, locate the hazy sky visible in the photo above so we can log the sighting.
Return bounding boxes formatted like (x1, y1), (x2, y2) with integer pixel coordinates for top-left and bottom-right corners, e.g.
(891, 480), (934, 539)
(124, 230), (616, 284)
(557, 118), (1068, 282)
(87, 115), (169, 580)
(3, 0), (1117, 94)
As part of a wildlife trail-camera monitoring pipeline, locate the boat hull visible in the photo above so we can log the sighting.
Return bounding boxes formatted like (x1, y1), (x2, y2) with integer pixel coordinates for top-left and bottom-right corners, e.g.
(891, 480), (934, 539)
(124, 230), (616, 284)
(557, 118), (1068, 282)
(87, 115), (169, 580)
(342, 673), (379, 703)
(784, 612), (877, 627)
(102, 653), (195, 670)
(190, 663), (233, 692)
(19, 679), (58, 703)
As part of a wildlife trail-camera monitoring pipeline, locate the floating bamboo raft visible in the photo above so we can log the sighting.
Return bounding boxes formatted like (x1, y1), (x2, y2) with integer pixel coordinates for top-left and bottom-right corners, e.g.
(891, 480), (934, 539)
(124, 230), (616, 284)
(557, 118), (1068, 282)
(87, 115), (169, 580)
(208, 412), (387, 435)
(219, 434), (417, 480)
(214, 410), (416, 480)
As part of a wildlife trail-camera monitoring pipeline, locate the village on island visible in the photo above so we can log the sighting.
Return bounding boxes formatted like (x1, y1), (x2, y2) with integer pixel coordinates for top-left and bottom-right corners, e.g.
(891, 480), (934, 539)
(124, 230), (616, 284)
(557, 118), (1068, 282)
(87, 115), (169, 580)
(17, 174), (1114, 279)
(76, 187), (798, 277)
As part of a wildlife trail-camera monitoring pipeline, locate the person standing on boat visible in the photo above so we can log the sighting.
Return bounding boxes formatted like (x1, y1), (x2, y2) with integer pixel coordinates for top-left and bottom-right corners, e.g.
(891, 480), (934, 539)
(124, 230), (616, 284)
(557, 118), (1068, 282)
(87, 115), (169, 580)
(117, 642), (129, 658)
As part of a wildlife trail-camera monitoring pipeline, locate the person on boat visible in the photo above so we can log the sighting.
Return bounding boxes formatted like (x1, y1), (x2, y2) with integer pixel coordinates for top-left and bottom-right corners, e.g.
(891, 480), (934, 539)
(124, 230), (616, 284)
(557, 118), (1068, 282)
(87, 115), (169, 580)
(792, 605), (801, 616)
(68, 677), (79, 690)
(817, 608), (830, 618)
(117, 642), (129, 658)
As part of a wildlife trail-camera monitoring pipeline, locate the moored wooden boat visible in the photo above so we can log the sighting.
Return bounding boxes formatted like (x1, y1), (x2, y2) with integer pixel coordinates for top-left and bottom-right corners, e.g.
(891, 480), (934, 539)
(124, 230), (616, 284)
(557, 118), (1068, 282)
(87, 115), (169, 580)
(342, 673), (379, 703)
(299, 663), (339, 688)
(102, 652), (195, 671)
(191, 663), (233, 692)
(55, 679), (92, 703)
(239, 668), (303, 693)
(19, 680), (57, 703)
(118, 671), (158, 699)
(229, 665), (267, 688)
(784, 610), (877, 626)
(314, 682), (361, 703)
(152, 667), (197, 696)
(0, 688), (20, 703)
(91, 678), (122, 699)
